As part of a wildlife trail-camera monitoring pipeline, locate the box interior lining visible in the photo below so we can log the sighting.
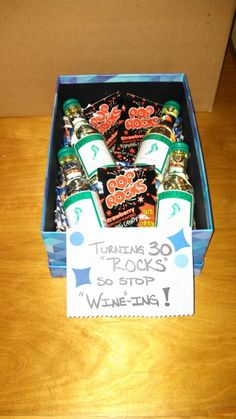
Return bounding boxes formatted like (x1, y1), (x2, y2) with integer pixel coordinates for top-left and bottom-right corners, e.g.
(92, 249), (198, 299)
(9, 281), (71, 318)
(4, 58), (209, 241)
(43, 81), (209, 232)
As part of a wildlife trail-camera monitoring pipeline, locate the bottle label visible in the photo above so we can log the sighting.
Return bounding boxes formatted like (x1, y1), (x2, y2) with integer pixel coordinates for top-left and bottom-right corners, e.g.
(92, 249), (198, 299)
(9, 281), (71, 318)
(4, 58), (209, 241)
(156, 190), (193, 227)
(135, 133), (172, 175)
(63, 191), (106, 228)
(73, 133), (114, 179)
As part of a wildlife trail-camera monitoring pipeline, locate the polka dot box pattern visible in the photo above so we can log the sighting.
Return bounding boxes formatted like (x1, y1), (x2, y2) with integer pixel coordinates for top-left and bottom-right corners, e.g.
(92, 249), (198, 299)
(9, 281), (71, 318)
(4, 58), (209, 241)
(41, 73), (213, 277)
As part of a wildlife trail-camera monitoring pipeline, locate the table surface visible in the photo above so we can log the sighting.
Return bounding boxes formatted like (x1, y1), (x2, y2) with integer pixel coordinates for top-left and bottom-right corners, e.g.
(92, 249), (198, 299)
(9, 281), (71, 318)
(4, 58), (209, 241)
(0, 46), (235, 419)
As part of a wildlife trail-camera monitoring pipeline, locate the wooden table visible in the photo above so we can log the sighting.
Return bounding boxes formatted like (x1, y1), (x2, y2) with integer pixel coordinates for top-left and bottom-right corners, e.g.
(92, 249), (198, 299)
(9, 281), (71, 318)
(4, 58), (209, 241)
(0, 46), (235, 418)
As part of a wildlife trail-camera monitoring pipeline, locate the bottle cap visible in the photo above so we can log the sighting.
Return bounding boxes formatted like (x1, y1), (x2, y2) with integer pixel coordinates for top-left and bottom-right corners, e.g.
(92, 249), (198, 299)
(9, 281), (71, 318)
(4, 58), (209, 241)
(57, 146), (76, 162)
(63, 98), (81, 114)
(162, 100), (181, 117)
(171, 141), (189, 154)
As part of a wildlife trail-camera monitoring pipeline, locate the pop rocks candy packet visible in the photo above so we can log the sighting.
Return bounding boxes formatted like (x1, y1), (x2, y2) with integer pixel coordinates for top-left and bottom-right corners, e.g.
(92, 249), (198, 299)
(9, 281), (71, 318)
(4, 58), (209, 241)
(113, 93), (162, 164)
(97, 165), (157, 228)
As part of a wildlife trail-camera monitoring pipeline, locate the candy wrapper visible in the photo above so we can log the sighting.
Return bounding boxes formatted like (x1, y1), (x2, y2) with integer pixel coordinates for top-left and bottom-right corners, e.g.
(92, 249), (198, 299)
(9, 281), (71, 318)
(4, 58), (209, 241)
(63, 116), (74, 146)
(173, 117), (184, 142)
(55, 185), (68, 231)
(97, 165), (157, 228)
(113, 93), (162, 164)
(83, 91), (122, 151)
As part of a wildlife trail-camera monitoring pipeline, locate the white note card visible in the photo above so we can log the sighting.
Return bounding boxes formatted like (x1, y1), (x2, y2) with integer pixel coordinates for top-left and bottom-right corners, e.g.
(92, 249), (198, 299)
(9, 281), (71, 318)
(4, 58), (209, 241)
(66, 227), (194, 318)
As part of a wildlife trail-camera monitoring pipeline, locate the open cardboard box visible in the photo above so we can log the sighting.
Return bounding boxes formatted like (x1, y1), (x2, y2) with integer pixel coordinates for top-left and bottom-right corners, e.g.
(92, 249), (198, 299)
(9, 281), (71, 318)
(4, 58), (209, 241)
(41, 74), (213, 277)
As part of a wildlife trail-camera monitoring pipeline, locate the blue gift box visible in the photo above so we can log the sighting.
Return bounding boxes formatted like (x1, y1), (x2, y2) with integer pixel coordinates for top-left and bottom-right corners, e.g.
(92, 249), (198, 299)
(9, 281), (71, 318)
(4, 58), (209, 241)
(41, 74), (213, 277)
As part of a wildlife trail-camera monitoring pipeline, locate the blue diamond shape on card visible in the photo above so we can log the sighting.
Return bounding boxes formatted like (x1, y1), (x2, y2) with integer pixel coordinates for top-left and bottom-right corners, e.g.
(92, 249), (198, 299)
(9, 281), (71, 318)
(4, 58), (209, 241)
(167, 228), (190, 252)
(72, 267), (91, 287)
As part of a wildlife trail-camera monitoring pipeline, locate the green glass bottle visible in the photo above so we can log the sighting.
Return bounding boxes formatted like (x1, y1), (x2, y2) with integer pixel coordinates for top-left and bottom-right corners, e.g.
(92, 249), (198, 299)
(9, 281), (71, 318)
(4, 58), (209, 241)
(57, 146), (89, 196)
(134, 100), (181, 180)
(63, 98), (115, 183)
(156, 142), (194, 227)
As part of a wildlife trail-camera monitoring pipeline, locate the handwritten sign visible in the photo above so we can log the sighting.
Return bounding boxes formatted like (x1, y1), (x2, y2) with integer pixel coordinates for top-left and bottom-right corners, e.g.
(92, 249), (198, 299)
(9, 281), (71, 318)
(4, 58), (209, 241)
(66, 227), (194, 317)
